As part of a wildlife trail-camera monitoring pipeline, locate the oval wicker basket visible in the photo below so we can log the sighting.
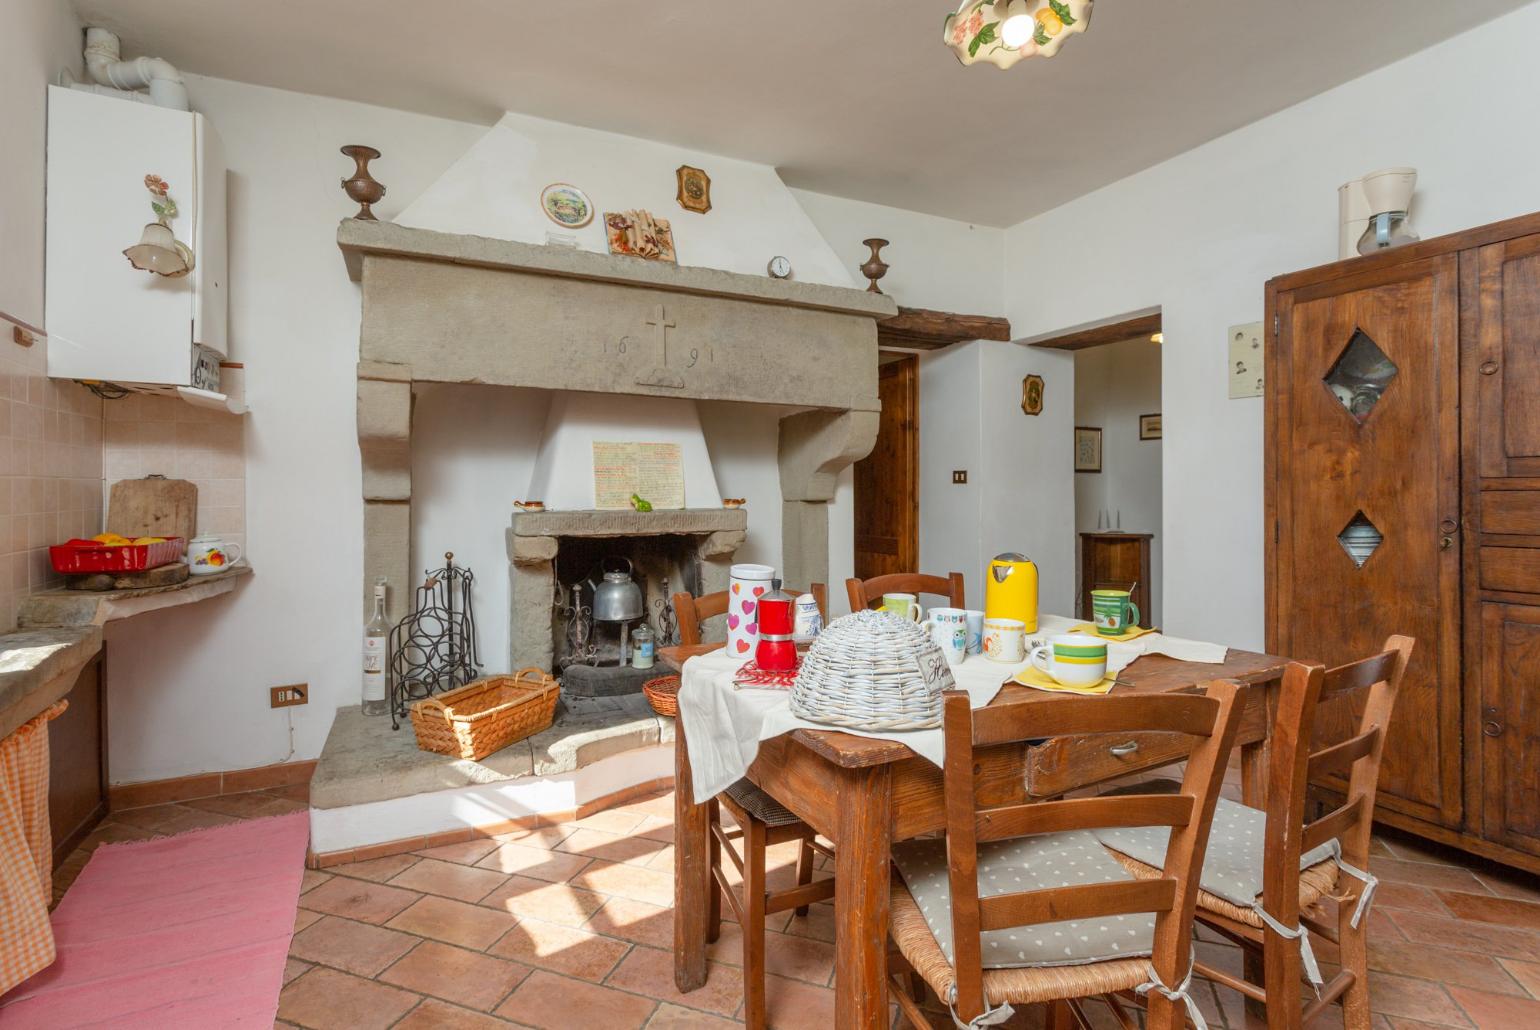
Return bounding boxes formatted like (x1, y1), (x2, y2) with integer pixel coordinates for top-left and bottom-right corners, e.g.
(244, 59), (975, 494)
(410, 668), (558, 761)
(789, 609), (954, 730)
(642, 675), (680, 718)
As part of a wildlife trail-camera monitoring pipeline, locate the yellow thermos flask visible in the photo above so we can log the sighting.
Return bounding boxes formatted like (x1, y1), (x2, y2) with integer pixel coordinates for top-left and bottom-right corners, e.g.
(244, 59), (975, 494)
(985, 553), (1039, 632)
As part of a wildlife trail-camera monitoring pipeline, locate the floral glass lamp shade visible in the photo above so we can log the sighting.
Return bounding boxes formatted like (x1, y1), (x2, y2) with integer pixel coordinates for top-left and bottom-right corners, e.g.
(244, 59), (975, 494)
(944, 0), (1092, 68)
(123, 174), (195, 278)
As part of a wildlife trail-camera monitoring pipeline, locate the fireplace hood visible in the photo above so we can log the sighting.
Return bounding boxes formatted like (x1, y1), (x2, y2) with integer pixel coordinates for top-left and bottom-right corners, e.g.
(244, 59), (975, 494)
(340, 219), (895, 624)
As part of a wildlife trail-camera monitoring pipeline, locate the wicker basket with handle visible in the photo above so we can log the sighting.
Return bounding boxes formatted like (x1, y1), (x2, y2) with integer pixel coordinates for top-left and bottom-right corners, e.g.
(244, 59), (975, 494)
(409, 668), (559, 761)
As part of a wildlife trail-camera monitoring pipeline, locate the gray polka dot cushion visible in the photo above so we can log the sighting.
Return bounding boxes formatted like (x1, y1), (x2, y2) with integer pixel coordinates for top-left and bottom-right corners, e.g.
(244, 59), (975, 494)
(1096, 798), (1337, 909)
(891, 830), (1155, 969)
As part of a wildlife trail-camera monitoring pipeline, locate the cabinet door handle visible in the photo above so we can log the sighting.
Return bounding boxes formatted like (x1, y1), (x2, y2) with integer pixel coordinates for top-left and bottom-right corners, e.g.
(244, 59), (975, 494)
(1483, 720), (1504, 738)
(1440, 518), (1459, 535)
(1109, 741), (1140, 756)
(1480, 361), (1500, 376)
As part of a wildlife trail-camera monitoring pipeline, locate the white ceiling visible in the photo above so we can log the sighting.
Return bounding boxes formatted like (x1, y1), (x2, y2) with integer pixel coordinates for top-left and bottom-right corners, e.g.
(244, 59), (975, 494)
(71, 0), (1535, 226)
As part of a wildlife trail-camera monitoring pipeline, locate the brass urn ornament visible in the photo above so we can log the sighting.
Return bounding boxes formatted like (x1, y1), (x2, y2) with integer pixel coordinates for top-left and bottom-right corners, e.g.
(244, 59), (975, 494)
(340, 145), (386, 220)
(860, 238), (890, 294)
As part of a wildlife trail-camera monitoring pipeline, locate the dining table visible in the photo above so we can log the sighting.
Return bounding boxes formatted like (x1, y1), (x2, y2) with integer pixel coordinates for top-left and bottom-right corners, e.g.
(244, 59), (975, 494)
(663, 637), (1290, 1029)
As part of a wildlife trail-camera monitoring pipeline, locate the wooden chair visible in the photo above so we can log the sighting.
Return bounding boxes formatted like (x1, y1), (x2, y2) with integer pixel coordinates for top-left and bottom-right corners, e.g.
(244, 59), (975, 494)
(845, 572), (965, 614)
(888, 683), (1245, 1030)
(673, 583), (827, 647)
(1098, 635), (1413, 1029)
(671, 585), (833, 1030)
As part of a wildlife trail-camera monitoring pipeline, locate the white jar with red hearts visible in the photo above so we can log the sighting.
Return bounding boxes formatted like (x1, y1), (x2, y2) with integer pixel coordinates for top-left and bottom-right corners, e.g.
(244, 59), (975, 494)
(725, 563), (775, 662)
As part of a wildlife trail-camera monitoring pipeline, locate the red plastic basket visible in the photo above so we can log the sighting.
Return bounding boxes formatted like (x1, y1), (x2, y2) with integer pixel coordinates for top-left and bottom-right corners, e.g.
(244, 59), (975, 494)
(49, 537), (187, 575)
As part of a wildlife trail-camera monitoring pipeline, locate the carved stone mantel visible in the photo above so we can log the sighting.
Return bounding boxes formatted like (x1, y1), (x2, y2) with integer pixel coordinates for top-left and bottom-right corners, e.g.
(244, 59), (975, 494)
(339, 220), (895, 623)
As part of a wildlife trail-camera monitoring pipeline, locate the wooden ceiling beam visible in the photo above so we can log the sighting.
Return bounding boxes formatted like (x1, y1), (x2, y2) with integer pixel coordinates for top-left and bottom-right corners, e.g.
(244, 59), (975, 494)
(877, 306), (1012, 351)
(1026, 312), (1162, 352)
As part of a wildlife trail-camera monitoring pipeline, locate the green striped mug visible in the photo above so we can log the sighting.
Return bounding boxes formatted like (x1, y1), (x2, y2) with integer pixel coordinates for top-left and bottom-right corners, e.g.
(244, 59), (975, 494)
(1028, 633), (1109, 688)
(1091, 589), (1141, 636)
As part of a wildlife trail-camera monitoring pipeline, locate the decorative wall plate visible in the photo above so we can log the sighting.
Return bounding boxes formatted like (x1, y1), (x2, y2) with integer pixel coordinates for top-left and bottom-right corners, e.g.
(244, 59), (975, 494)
(676, 165), (712, 214)
(540, 182), (593, 229)
(1021, 374), (1044, 416)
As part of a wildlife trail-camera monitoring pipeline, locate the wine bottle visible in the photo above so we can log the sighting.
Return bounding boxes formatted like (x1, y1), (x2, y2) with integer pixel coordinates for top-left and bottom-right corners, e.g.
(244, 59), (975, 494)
(362, 576), (388, 716)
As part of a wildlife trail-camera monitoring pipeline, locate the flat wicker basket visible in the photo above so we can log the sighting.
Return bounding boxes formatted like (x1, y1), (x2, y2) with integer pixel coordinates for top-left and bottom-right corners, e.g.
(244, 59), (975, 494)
(410, 668), (559, 761)
(642, 676), (680, 718)
(790, 609), (954, 731)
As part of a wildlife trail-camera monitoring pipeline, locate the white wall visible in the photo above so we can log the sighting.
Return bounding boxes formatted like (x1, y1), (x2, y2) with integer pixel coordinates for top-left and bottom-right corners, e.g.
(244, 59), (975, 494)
(105, 76), (486, 783)
(0, 1), (81, 326)
(1073, 338), (1163, 624)
(399, 112), (853, 288)
(1004, 2), (1540, 650)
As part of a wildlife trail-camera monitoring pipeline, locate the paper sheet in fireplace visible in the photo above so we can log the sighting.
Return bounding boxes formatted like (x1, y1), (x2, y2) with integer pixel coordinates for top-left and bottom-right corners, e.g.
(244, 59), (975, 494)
(676, 614), (1232, 804)
(592, 442), (685, 509)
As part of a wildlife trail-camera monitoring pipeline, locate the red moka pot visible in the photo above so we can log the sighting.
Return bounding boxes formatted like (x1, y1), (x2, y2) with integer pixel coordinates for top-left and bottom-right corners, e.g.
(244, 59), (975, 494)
(753, 581), (798, 672)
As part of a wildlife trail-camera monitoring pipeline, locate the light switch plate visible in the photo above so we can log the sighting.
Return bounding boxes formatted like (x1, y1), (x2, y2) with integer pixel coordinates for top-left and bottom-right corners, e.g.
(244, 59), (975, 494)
(1228, 322), (1264, 399)
(952, 470), (968, 484)
(270, 684), (308, 708)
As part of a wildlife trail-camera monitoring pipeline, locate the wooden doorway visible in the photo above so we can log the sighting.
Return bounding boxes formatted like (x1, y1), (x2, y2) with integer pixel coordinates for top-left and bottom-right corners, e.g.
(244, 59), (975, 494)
(854, 353), (918, 581)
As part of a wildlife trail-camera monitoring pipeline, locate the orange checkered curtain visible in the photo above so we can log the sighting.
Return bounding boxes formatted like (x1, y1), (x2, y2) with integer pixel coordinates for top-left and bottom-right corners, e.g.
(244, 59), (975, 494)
(0, 701), (66, 995)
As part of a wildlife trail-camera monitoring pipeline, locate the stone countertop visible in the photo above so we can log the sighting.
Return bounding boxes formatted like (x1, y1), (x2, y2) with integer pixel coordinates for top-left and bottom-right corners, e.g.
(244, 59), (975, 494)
(0, 627), (102, 741)
(17, 564), (253, 629)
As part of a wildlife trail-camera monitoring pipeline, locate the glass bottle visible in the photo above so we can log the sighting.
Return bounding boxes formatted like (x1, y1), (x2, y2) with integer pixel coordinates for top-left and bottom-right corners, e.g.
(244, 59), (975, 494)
(631, 624), (655, 670)
(362, 576), (389, 716)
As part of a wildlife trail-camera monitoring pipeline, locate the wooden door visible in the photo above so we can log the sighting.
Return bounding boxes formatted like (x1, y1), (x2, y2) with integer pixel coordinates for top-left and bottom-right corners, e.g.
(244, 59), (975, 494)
(49, 651), (107, 867)
(1472, 234), (1540, 478)
(854, 355), (918, 581)
(1477, 604), (1540, 856)
(1270, 254), (1463, 828)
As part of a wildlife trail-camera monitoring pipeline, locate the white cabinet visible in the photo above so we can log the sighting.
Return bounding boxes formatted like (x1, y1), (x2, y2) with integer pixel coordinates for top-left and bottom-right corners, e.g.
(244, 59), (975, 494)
(45, 86), (228, 387)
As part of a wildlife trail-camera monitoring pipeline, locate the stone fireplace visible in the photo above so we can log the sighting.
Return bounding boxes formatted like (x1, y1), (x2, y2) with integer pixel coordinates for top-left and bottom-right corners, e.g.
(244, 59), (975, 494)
(340, 220), (896, 641)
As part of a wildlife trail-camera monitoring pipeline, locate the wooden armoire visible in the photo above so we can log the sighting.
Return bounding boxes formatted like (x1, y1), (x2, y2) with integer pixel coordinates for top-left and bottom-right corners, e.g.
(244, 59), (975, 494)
(1266, 210), (1540, 874)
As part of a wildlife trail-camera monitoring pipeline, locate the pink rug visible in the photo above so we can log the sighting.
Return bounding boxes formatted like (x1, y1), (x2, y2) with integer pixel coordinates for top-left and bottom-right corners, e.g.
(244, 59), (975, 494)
(0, 811), (309, 1029)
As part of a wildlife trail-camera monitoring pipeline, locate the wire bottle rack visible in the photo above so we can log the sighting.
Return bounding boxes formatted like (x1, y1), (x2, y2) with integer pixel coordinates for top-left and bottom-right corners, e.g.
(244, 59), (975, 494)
(388, 552), (482, 729)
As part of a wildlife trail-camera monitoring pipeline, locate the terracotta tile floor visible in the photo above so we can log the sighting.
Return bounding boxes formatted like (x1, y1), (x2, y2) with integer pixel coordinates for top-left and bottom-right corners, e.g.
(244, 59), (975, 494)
(54, 782), (1540, 1029)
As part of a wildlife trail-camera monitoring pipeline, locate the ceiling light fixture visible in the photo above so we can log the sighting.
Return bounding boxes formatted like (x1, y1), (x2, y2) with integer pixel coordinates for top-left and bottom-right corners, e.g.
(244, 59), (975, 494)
(944, 0), (1093, 69)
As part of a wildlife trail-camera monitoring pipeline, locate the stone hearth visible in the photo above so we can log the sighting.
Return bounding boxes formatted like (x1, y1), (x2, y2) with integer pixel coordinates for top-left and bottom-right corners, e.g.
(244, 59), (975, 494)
(339, 220), (895, 624)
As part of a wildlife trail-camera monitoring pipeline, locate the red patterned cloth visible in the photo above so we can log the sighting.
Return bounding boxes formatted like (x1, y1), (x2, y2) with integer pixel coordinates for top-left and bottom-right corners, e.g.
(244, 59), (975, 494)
(732, 659), (801, 691)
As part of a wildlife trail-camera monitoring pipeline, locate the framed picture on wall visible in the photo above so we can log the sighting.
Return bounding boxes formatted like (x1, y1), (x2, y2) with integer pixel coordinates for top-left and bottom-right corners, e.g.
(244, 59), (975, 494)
(1139, 413), (1162, 440)
(1074, 426), (1102, 473)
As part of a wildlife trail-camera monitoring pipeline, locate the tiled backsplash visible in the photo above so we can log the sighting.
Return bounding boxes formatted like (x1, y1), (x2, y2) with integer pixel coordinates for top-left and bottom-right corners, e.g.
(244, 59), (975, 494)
(101, 393), (246, 556)
(0, 341), (105, 631)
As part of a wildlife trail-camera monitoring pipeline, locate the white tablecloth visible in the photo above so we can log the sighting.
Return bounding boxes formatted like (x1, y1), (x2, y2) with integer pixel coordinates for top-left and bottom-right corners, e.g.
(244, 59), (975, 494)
(677, 613), (1229, 804)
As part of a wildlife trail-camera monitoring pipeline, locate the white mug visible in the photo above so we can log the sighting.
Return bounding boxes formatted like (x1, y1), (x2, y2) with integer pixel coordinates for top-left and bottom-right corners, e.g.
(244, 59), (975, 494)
(922, 607), (968, 663)
(1029, 634), (1110, 688)
(982, 618), (1027, 664)
(964, 610), (985, 654)
(188, 534), (242, 575)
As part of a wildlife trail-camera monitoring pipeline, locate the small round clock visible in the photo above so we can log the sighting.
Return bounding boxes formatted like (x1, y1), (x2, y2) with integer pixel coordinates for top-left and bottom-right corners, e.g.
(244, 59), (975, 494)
(767, 256), (792, 280)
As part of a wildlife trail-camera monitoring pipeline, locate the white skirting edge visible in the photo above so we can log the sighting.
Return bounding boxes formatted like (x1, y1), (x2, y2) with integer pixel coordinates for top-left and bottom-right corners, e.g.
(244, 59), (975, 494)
(308, 742), (675, 855)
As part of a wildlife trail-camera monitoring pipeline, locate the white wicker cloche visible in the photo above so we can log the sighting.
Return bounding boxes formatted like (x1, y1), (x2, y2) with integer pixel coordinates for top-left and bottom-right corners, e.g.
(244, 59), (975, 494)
(789, 609), (956, 731)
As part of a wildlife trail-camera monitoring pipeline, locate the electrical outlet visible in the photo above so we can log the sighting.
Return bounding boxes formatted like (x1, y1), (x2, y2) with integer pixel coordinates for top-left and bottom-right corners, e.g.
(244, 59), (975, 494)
(270, 684), (308, 708)
(952, 470), (968, 484)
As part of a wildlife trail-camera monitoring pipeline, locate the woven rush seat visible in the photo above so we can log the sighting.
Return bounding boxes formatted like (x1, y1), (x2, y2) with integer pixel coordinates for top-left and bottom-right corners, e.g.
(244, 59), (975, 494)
(1097, 798), (1344, 927)
(723, 778), (802, 828)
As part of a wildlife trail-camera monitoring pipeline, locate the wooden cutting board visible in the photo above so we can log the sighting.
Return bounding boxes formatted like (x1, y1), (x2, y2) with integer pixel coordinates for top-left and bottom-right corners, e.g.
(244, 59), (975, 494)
(107, 477), (197, 541)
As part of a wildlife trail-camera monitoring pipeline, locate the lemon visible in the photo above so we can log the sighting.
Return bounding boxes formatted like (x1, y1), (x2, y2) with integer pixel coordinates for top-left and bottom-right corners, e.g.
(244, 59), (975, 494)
(1036, 9), (1063, 36)
(132, 536), (167, 545)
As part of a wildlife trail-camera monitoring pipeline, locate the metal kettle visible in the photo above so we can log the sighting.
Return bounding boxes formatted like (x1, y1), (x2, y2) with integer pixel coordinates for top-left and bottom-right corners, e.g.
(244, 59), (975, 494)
(590, 557), (644, 623)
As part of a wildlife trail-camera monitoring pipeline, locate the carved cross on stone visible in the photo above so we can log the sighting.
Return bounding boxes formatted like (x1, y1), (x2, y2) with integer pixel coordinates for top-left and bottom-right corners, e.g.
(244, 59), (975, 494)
(647, 305), (676, 366)
(639, 305), (685, 389)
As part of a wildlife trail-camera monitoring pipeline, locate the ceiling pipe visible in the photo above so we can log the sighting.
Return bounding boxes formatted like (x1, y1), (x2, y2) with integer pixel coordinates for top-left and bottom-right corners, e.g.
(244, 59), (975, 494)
(83, 27), (189, 111)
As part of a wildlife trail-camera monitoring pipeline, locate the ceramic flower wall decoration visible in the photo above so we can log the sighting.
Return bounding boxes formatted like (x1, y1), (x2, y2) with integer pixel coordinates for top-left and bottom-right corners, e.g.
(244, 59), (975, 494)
(944, 0), (1093, 68)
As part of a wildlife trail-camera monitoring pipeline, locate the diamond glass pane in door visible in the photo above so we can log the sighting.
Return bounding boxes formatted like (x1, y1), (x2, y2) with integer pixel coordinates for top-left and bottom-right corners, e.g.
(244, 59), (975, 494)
(1338, 511), (1383, 568)
(1324, 328), (1399, 423)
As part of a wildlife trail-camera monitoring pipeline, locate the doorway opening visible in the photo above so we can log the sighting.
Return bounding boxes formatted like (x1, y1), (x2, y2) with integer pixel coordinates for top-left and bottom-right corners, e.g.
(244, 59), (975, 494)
(853, 351), (918, 582)
(1033, 312), (1163, 626)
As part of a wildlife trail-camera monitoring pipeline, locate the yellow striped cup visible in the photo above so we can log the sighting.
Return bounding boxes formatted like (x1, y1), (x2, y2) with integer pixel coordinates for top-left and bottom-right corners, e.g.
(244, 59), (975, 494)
(1028, 633), (1108, 688)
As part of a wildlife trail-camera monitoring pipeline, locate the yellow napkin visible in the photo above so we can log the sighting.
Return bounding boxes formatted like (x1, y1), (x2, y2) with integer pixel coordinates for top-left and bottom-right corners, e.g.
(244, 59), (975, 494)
(1011, 665), (1116, 695)
(1069, 623), (1158, 643)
